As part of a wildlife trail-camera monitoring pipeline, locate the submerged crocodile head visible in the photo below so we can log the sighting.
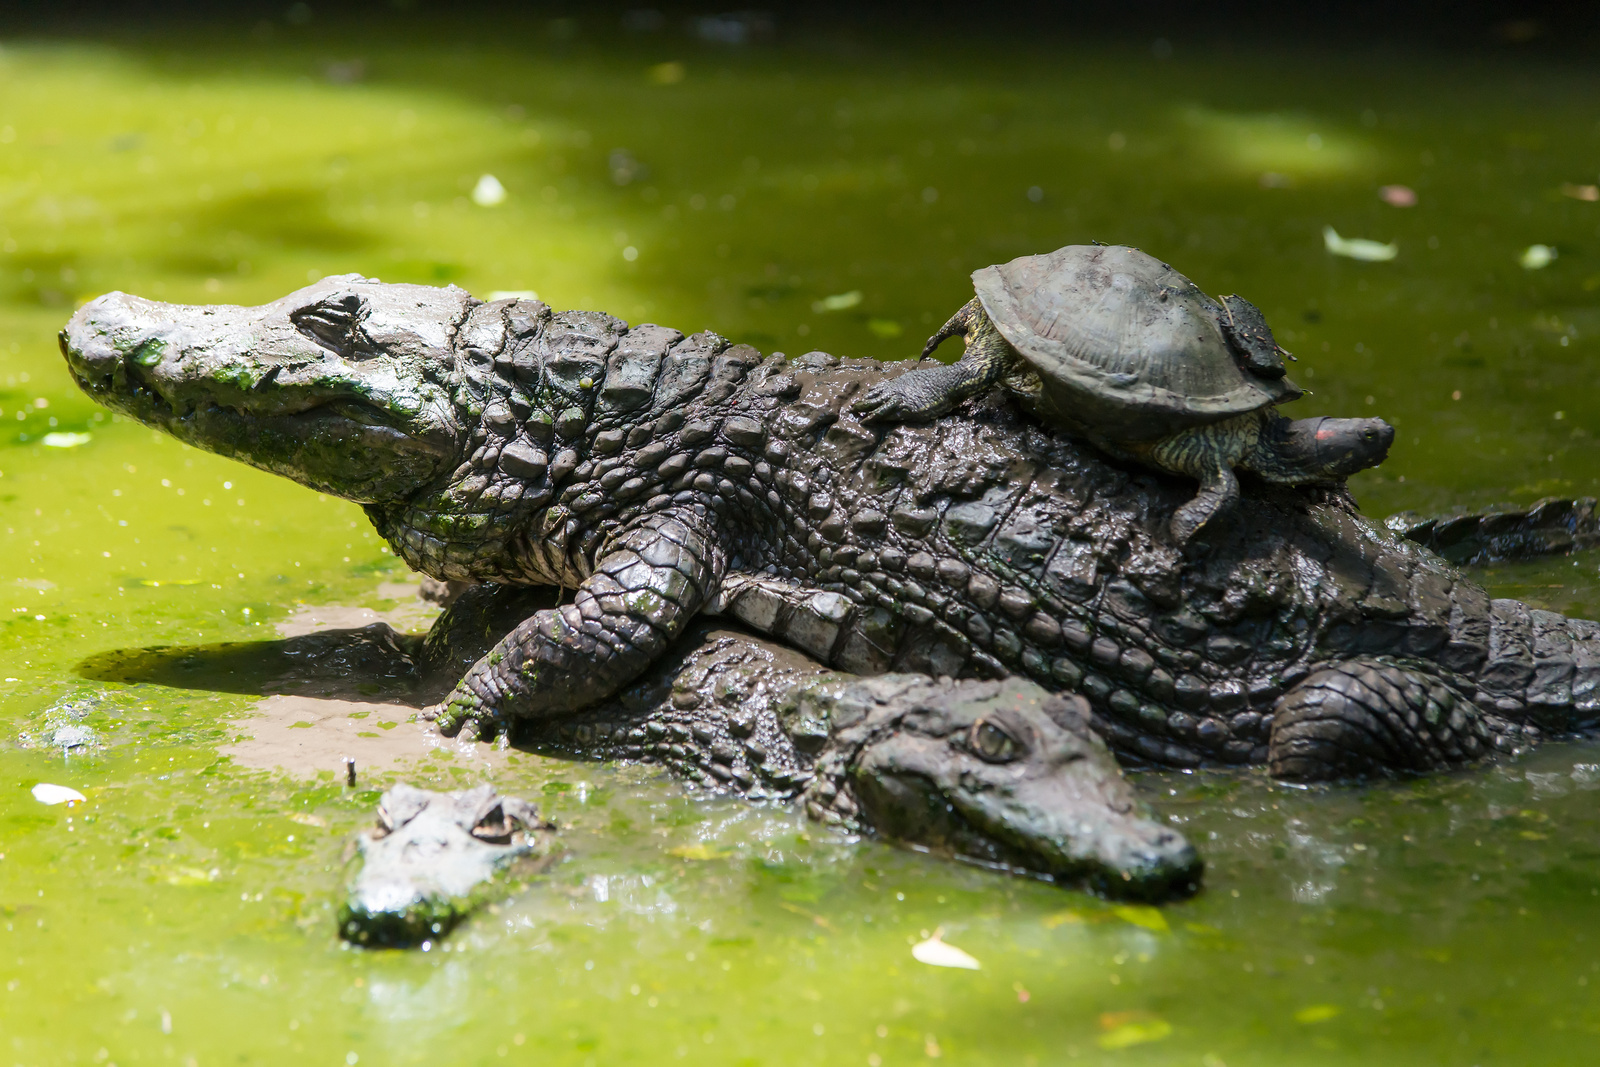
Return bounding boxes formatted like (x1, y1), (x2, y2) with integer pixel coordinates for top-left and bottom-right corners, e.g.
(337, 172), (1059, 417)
(59, 277), (469, 503)
(799, 676), (1202, 899)
(339, 783), (556, 947)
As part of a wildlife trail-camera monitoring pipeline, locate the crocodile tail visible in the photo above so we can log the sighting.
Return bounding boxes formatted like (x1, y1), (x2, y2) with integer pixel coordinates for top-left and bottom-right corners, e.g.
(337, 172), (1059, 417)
(1472, 598), (1600, 736)
(1387, 497), (1600, 566)
(920, 298), (980, 360)
(1533, 611), (1600, 733)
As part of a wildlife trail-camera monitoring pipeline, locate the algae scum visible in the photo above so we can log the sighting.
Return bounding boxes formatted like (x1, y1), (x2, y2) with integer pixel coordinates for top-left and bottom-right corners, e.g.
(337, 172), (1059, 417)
(3, 17), (1600, 1065)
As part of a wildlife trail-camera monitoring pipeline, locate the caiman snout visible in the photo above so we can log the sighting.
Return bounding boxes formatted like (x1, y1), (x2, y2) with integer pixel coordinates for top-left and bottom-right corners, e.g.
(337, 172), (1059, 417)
(60, 291), (162, 394)
(57, 277), (474, 502)
(816, 676), (1202, 900)
(340, 783), (557, 947)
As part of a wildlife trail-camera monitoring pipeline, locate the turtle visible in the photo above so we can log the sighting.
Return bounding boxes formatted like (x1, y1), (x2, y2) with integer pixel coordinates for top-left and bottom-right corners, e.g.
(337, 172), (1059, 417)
(853, 244), (1395, 543)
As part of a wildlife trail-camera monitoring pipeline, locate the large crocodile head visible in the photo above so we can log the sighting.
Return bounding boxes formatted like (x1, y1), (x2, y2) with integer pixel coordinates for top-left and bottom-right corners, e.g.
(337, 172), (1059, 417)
(339, 783), (556, 947)
(797, 676), (1202, 899)
(59, 276), (469, 503)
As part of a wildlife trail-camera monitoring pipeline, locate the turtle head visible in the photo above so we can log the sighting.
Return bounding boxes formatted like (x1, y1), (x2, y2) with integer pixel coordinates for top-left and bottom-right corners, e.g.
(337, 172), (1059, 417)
(1274, 415), (1395, 481)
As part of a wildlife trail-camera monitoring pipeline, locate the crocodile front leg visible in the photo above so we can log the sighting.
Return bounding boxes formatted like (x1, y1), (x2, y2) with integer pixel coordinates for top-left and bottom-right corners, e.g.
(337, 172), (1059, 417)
(427, 510), (726, 741)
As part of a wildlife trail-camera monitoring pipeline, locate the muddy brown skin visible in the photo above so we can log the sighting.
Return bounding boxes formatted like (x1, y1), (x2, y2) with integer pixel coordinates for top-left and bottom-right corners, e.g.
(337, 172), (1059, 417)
(58, 278), (1600, 789)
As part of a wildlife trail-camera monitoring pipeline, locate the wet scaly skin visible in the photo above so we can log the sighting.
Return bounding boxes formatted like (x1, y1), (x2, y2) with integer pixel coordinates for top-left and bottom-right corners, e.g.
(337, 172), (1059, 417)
(58, 277), (1600, 794)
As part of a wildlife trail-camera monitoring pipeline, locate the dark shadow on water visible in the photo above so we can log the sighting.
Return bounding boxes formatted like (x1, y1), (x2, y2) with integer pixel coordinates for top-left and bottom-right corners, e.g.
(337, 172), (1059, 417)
(76, 623), (431, 705)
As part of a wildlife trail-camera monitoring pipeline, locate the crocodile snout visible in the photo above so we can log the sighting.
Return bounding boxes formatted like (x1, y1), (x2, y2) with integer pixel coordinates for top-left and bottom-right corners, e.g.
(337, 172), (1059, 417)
(59, 292), (138, 390)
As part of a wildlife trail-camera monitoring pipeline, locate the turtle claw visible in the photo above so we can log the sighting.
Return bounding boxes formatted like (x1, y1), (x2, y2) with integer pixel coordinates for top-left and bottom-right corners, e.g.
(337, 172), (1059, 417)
(852, 380), (922, 423)
(852, 371), (957, 423)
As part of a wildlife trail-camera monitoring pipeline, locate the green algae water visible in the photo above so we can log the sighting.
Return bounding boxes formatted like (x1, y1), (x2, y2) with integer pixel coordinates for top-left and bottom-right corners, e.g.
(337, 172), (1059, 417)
(4, 16), (1600, 1065)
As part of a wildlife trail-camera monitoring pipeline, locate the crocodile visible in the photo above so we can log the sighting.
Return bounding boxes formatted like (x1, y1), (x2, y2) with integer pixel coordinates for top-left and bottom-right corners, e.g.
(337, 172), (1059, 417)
(339, 782), (556, 947)
(1386, 496), (1600, 566)
(58, 276), (1600, 789)
(429, 586), (1199, 898)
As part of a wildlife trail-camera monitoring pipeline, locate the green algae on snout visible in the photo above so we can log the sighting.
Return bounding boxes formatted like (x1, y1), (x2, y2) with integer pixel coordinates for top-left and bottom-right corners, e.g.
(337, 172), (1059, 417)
(4, 18), (1600, 1067)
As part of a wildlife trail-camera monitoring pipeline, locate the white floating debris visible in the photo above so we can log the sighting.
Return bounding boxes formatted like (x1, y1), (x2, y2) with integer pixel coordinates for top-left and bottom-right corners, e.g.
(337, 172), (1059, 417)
(471, 174), (507, 207)
(1379, 184), (1417, 207)
(1323, 226), (1397, 262)
(41, 432), (92, 448)
(51, 725), (95, 751)
(811, 290), (863, 313)
(487, 290), (538, 302)
(1520, 244), (1556, 270)
(32, 783), (86, 806)
(912, 932), (981, 970)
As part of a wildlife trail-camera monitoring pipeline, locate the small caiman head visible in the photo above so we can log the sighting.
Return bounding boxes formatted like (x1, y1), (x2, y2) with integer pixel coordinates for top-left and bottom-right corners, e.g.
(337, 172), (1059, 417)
(339, 782), (556, 947)
(800, 676), (1202, 901)
(59, 276), (470, 504)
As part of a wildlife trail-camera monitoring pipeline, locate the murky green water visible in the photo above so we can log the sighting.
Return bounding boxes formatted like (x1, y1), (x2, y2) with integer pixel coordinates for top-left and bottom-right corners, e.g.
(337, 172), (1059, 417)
(4, 18), (1600, 1065)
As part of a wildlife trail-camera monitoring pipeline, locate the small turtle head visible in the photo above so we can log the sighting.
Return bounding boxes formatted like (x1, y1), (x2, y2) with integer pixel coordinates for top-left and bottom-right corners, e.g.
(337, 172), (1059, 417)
(1278, 415), (1395, 480)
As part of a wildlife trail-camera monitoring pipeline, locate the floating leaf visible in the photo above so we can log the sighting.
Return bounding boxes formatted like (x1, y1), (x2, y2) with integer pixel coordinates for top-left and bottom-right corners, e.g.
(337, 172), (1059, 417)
(1520, 244), (1556, 270)
(911, 933), (980, 970)
(1294, 1004), (1342, 1024)
(287, 812), (327, 828)
(164, 866), (216, 886)
(812, 290), (862, 313)
(1324, 226), (1397, 262)
(31, 783), (86, 806)
(777, 901), (836, 931)
(648, 61), (685, 85)
(471, 174), (507, 207)
(867, 318), (903, 339)
(1043, 909), (1085, 929)
(1379, 184), (1417, 207)
(667, 844), (727, 861)
(41, 432), (92, 448)
(1097, 1015), (1171, 1049)
(1113, 905), (1169, 932)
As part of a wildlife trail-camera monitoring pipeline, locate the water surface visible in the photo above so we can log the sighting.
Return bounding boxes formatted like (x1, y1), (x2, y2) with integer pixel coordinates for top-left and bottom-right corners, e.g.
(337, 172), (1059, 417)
(3, 19), (1599, 1065)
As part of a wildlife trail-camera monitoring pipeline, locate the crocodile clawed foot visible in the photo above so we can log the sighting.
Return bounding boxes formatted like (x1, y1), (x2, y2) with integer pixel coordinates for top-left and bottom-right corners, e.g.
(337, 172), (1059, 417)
(427, 692), (503, 743)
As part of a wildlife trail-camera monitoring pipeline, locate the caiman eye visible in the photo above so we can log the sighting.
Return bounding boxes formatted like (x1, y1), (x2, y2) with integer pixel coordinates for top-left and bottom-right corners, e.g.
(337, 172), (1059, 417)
(970, 719), (1022, 763)
(470, 803), (513, 843)
(291, 293), (371, 357)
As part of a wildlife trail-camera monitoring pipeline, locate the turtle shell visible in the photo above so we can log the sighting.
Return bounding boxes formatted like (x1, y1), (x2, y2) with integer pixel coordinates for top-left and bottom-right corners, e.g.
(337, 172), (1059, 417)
(973, 245), (1302, 442)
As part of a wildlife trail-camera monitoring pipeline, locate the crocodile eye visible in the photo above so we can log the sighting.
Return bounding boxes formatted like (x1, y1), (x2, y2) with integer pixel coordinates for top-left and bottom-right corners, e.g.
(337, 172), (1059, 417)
(470, 803), (513, 843)
(970, 719), (1021, 763)
(291, 293), (371, 357)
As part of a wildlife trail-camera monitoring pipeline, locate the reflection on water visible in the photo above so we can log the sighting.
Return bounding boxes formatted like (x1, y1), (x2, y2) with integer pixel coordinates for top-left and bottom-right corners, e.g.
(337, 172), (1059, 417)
(3, 13), (1600, 1065)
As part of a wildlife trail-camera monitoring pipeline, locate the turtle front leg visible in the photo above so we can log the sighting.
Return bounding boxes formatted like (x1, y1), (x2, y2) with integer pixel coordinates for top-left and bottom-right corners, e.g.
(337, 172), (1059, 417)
(427, 510), (726, 741)
(853, 298), (1014, 422)
(1147, 428), (1242, 544)
(1169, 463), (1238, 544)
